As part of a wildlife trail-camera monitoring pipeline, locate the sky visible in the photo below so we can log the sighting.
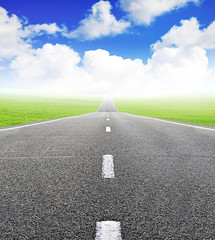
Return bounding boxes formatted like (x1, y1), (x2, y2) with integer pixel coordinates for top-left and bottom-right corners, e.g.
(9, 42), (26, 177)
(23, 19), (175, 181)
(0, 0), (215, 97)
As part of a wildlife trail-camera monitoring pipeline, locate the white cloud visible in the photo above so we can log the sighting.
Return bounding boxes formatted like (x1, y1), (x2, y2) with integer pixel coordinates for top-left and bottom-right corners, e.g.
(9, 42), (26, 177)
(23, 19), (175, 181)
(81, 45), (209, 96)
(146, 47), (209, 92)
(0, 7), (31, 59)
(65, 0), (130, 40)
(82, 49), (146, 95)
(11, 44), (85, 89)
(120, 0), (200, 25)
(143, 17), (214, 94)
(81, 17), (214, 96)
(10, 44), (146, 95)
(24, 23), (62, 37)
(152, 17), (215, 50)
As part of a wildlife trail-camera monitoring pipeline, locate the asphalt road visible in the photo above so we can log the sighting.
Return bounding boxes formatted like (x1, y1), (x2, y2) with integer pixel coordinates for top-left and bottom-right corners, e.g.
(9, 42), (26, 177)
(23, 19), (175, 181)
(0, 99), (215, 239)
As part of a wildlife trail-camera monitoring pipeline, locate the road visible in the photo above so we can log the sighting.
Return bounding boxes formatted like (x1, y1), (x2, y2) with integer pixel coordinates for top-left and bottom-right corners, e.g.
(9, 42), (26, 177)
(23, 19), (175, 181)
(0, 98), (214, 239)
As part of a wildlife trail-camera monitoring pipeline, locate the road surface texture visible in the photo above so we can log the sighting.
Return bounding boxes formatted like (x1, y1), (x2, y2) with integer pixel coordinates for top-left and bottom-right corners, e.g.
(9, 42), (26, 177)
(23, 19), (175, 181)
(0, 98), (214, 239)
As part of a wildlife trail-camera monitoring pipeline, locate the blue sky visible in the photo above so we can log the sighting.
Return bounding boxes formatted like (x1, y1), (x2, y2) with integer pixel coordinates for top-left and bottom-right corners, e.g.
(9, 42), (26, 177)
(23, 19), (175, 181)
(0, 0), (215, 96)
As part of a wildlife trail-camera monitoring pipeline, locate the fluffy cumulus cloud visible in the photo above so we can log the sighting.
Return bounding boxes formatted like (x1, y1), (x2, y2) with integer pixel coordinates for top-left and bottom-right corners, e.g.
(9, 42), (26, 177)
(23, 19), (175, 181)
(11, 45), (143, 95)
(120, 0), (200, 25)
(10, 46), (147, 96)
(82, 49), (146, 95)
(65, 0), (130, 40)
(145, 46), (209, 94)
(0, 7), (30, 59)
(153, 17), (215, 50)
(146, 17), (215, 92)
(10, 44), (94, 93)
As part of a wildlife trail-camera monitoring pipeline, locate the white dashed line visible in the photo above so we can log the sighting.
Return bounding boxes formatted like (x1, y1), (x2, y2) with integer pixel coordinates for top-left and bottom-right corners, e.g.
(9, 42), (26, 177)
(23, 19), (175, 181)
(95, 221), (122, 240)
(102, 155), (115, 178)
(106, 127), (111, 132)
(107, 119), (110, 121)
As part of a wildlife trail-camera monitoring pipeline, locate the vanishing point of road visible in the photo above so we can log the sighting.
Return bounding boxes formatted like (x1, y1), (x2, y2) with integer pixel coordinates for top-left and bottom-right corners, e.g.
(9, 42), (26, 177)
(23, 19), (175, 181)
(0, 99), (214, 239)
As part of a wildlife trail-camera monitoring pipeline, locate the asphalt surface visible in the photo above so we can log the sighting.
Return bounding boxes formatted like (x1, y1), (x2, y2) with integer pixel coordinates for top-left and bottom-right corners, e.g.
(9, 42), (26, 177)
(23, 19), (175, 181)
(97, 98), (118, 112)
(0, 99), (215, 239)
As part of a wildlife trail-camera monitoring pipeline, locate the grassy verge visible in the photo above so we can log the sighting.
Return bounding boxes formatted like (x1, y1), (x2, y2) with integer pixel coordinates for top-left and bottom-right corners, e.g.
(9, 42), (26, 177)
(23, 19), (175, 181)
(114, 97), (215, 126)
(0, 96), (101, 127)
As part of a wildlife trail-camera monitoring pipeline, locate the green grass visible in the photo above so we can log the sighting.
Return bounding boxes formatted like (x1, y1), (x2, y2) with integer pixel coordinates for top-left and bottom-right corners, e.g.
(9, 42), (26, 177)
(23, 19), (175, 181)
(0, 96), (101, 127)
(114, 97), (215, 126)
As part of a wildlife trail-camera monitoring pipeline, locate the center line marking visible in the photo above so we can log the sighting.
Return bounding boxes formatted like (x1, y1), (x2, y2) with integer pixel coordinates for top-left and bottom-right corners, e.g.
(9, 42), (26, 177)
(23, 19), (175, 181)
(107, 118), (110, 121)
(102, 155), (115, 178)
(106, 127), (111, 132)
(95, 221), (122, 240)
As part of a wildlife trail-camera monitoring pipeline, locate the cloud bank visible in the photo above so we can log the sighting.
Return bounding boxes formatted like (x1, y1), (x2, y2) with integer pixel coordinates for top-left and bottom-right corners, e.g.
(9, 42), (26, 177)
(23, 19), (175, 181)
(0, 6), (215, 97)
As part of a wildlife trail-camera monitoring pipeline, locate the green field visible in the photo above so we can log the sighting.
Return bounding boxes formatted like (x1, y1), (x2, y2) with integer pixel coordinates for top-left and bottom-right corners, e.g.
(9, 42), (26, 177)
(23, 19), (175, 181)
(114, 97), (215, 126)
(0, 96), (101, 127)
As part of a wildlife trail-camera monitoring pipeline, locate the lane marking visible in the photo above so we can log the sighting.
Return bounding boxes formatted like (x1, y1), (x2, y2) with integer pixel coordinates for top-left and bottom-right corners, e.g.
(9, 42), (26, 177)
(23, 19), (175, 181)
(102, 155), (115, 178)
(106, 127), (111, 132)
(121, 113), (215, 132)
(107, 119), (110, 121)
(95, 221), (121, 240)
(0, 113), (95, 132)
